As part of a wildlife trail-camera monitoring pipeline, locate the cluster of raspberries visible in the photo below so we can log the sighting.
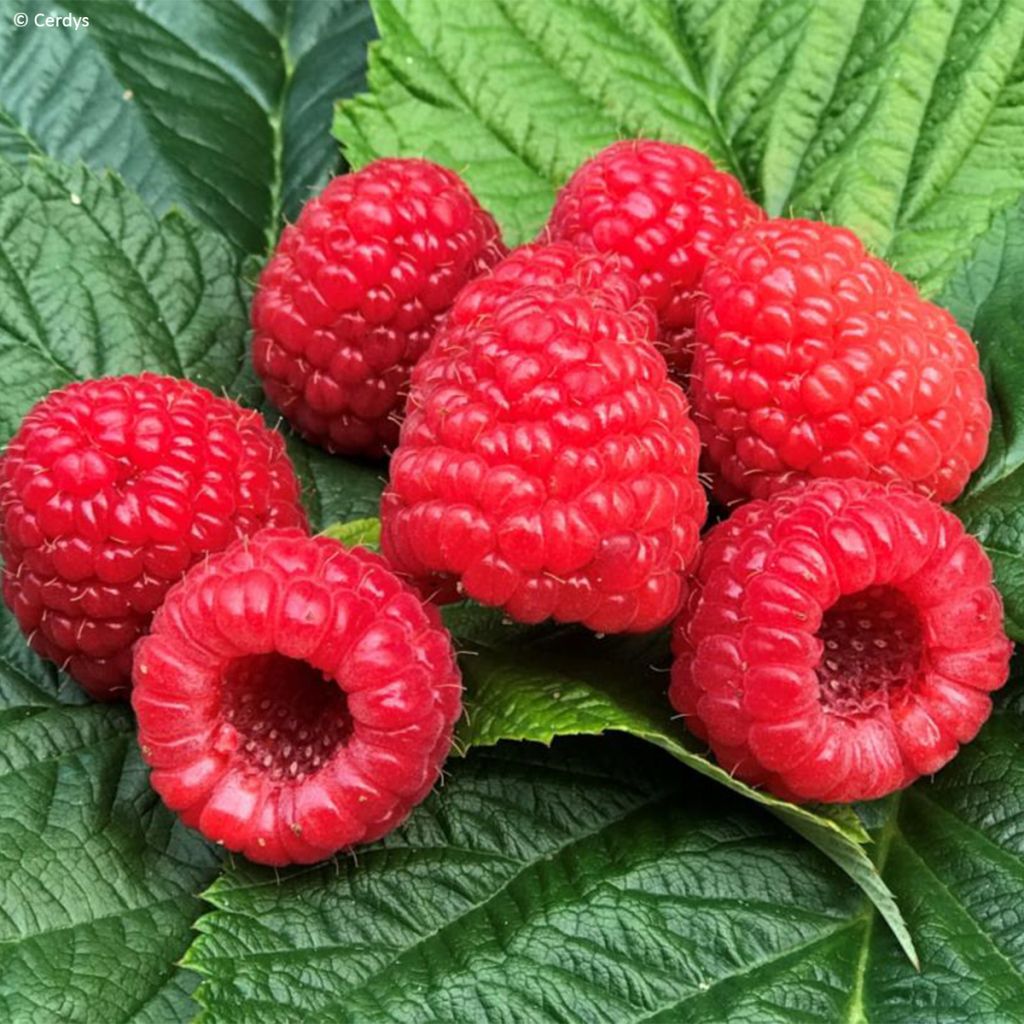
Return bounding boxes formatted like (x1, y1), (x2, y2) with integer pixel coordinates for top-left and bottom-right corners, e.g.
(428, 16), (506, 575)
(1, 141), (1011, 866)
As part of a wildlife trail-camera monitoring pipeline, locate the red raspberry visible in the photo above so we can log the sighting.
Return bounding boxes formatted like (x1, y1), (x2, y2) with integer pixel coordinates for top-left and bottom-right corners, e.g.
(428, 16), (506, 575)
(444, 240), (640, 312)
(381, 243), (707, 634)
(545, 139), (762, 377)
(670, 479), (1012, 804)
(132, 528), (461, 866)
(692, 218), (991, 503)
(0, 374), (306, 700)
(422, 241), (641, 364)
(252, 158), (507, 457)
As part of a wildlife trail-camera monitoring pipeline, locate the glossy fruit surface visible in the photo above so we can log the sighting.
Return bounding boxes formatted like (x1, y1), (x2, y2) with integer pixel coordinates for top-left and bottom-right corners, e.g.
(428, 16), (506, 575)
(692, 218), (991, 502)
(382, 243), (707, 633)
(253, 158), (506, 457)
(132, 528), (462, 865)
(546, 139), (762, 377)
(670, 479), (1012, 803)
(0, 374), (306, 699)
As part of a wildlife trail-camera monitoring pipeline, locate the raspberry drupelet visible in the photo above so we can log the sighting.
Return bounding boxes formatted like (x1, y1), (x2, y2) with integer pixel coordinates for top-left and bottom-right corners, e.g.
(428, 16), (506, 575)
(691, 218), (991, 503)
(381, 243), (707, 634)
(252, 158), (507, 457)
(0, 374), (306, 700)
(670, 479), (1012, 804)
(545, 139), (762, 377)
(132, 529), (462, 866)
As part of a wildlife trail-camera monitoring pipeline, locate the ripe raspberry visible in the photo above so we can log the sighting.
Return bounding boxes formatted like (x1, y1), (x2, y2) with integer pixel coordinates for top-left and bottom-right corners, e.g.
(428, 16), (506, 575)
(446, 239), (640, 312)
(545, 139), (762, 376)
(381, 243), (707, 634)
(692, 218), (991, 503)
(0, 374), (306, 700)
(132, 528), (462, 866)
(670, 479), (1011, 804)
(252, 158), (507, 457)
(422, 240), (641, 363)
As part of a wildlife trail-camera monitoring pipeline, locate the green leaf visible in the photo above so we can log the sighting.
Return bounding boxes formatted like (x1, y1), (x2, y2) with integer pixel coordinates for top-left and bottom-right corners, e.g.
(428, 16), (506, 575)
(845, 685), (1024, 1020)
(336, 0), (1024, 294)
(186, 711), (1024, 1022)
(0, 647), (221, 1023)
(0, 108), (38, 167)
(279, 0), (377, 224)
(948, 200), (1024, 640)
(186, 738), (866, 1023)
(452, 617), (918, 967)
(288, 444), (384, 533)
(0, 154), (248, 437)
(454, 625), (861, 838)
(320, 517), (382, 550)
(0, 0), (376, 253)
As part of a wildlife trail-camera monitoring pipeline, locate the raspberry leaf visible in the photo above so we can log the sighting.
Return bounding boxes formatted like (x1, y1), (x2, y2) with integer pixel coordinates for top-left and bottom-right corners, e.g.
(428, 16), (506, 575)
(0, 0), (375, 252)
(0, 107), (38, 166)
(190, 739), (877, 1021)
(0, 642), (221, 1022)
(336, 0), (1024, 292)
(449, 616), (919, 967)
(187, 716), (1024, 1021)
(947, 200), (1024, 640)
(0, 155), (248, 436)
(284, 443), (385, 530)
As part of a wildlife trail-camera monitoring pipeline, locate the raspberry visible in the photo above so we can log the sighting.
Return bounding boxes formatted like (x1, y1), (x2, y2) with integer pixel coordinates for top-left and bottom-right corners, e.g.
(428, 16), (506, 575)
(444, 240), (640, 313)
(0, 374), (306, 700)
(422, 241), (641, 363)
(545, 139), (762, 376)
(692, 218), (991, 503)
(132, 528), (461, 866)
(252, 158), (507, 457)
(670, 479), (1011, 803)
(381, 243), (707, 633)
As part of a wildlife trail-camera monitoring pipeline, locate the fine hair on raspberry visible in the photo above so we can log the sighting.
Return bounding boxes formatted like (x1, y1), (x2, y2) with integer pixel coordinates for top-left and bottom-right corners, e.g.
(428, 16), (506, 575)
(252, 158), (507, 458)
(670, 479), (1012, 804)
(545, 138), (762, 377)
(691, 217), (991, 503)
(132, 528), (462, 865)
(381, 242), (707, 634)
(0, 374), (306, 699)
